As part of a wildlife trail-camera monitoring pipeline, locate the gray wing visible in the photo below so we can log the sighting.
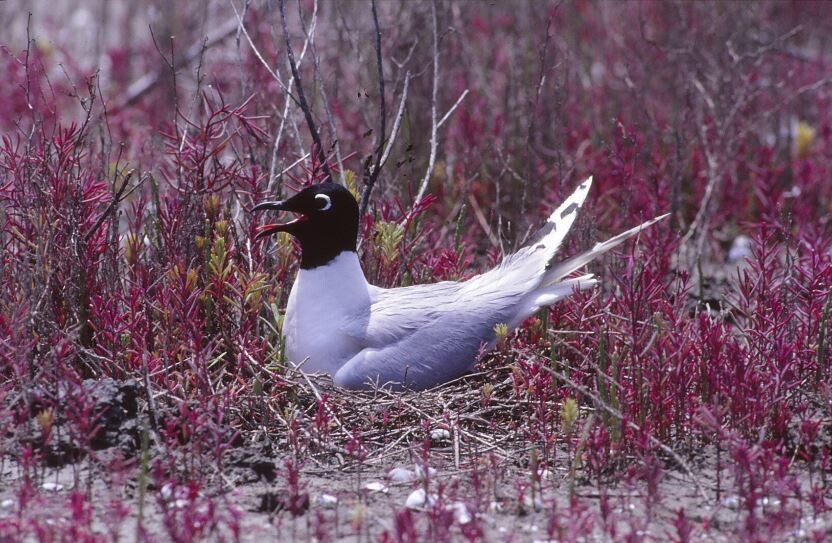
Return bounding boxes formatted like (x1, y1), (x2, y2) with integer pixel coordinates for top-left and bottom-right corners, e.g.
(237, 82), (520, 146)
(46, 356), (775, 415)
(334, 278), (522, 390)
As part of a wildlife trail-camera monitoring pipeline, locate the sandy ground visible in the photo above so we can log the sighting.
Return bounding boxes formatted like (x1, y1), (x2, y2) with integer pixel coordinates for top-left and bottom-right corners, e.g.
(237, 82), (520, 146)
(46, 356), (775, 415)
(2, 441), (829, 542)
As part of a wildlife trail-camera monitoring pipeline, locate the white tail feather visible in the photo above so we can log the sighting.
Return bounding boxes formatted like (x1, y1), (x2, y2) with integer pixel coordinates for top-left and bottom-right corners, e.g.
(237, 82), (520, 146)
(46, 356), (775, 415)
(543, 213), (670, 287)
(494, 178), (668, 332)
(532, 273), (597, 306)
(508, 274), (597, 329)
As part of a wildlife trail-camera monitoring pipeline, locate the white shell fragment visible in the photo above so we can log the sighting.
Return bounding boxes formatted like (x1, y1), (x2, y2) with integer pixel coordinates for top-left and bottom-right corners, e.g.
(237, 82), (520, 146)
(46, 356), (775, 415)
(387, 467), (416, 483)
(429, 428), (451, 441)
(405, 488), (437, 509)
(721, 495), (741, 510)
(413, 464), (437, 480)
(523, 494), (544, 512)
(727, 235), (752, 263)
(364, 481), (388, 493)
(446, 501), (472, 524)
(316, 494), (338, 508)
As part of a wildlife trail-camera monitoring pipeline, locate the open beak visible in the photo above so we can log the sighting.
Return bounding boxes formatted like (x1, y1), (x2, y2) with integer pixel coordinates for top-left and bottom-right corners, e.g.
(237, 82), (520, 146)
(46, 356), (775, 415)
(252, 200), (307, 240)
(252, 201), (286, 212)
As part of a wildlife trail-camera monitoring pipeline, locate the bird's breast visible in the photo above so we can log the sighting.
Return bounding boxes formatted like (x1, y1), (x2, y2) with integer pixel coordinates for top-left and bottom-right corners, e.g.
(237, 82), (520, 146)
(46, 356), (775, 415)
(282, 251), (372, 375)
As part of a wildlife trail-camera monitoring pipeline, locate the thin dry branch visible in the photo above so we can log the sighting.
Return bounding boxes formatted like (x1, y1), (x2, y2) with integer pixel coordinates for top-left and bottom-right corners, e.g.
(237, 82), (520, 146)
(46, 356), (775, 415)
(230, 1), (293, 95)
(114, 18), (239, 113)
(467, 192), (500, 248)
(231, 0), (319, 193)
(413, 3), (469, 209)
(278, 0), (332, 182)
(437, 88), (469, 130)
(414, 1), (440, 208)
(298, 0), (345, 185)
(85, 169), (137, 242)
(379, 71), (410, 171)
(270, 4), (317, 193)
(359, 0), (388, 216)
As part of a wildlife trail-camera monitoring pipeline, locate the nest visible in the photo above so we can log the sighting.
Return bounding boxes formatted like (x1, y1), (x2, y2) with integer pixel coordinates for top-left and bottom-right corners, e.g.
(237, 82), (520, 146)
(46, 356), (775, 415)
(230, 358), (550, 473)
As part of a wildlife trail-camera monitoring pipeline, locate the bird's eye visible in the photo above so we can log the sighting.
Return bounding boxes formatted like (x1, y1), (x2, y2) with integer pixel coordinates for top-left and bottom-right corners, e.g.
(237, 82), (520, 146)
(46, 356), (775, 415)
(315, 194), (332, 211)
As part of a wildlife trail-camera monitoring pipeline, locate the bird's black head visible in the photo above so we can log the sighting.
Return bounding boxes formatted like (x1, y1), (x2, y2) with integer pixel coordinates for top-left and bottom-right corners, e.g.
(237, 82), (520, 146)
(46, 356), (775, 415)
(253, 182), (359, 269)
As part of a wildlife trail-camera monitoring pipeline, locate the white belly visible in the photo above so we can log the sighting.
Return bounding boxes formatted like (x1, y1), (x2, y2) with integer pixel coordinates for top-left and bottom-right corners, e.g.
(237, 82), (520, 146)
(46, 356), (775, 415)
(281, 252), (371, 375)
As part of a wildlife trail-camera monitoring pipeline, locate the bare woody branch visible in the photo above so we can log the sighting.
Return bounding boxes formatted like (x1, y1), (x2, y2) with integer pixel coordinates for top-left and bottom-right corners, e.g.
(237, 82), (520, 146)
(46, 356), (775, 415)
(414, 1), (440, 208)
(359, 0), (388, 217)
(378, 71), (410, 172)
(298, 0), (345, 185)
(356, 72), (410, 247)
(278, 0), (332, 183)
(231, 1), (295, 97)
(437, 88), (469, 129)
(231, 0), (319, 193)
(85, 169), (137, 242)
(413, 1), (468, 209)
(113, 18), (239, 113)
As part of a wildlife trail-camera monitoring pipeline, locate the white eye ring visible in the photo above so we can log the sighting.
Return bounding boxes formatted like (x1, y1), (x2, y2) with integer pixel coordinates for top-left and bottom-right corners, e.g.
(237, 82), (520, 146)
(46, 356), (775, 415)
(315, 193), (332, 211)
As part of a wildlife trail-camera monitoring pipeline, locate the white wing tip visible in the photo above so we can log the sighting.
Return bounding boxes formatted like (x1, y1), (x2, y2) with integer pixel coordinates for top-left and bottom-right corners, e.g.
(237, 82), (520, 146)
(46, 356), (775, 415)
(546, 176), (594, 225)
(640, 212), (671, 229)
(572, 176), (593, 199)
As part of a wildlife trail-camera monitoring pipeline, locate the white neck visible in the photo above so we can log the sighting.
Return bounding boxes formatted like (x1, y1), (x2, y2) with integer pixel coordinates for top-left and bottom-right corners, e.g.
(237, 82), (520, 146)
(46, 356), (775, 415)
(296, 251), (368, 290)
(283, 251), (372, 374)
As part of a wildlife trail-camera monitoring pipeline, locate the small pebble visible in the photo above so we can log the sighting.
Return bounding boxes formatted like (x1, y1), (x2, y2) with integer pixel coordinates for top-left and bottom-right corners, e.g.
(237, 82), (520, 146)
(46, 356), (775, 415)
(160, 483), (173, 499)
(783, 185), (802, 198)
(430, 428), (451, 441)
(760, 496), (781, 507)
(446, 501), (471, 524)
(364, 481), (388, 493)
(42, 482), (64, 492)
(316, 494), (338, 508)
(387, 467), (416, 483)
(523, 494), (543, 513)
(1, 499), (13, 508)
(727, 235), (752, 263)
(405, 488), (436, 509)
(414, 465), (437, 480)
(721, 495), (741, 510)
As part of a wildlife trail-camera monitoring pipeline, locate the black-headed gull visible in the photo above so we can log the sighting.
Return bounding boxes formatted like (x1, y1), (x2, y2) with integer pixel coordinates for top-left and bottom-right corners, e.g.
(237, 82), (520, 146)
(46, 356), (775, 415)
(254, 178), (667, 390)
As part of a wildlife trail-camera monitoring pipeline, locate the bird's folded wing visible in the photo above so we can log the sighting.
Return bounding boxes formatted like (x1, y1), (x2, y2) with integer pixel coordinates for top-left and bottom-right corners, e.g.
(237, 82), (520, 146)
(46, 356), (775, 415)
(340, 281), (464, 347)
(335, 280), (520, 390)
